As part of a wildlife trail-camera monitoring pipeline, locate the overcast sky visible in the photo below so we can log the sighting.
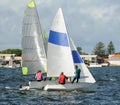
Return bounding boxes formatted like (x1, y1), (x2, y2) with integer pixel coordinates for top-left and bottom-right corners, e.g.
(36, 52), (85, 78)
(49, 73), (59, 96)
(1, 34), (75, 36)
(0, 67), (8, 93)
(0, 0), (120, 54)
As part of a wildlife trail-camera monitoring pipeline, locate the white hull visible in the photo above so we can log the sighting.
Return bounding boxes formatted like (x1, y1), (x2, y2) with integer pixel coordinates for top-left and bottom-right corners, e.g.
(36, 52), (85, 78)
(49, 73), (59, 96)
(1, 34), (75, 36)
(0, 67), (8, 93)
(44, 82), (97, 92)
(21, 80), (97, 92)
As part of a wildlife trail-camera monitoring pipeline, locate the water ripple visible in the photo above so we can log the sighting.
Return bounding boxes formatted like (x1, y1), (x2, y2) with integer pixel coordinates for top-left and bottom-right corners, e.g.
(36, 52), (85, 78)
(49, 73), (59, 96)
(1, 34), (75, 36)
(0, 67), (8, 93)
(0, 67), (120, 105)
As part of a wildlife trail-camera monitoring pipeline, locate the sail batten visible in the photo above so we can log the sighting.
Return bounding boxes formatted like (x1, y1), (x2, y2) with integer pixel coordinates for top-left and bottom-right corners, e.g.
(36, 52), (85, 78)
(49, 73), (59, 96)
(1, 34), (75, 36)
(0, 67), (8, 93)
(22, 0), (47, 74)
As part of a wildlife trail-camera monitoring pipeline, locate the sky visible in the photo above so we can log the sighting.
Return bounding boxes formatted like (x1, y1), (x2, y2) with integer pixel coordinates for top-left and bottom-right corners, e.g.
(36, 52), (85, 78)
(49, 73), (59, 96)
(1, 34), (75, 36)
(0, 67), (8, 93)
(0, 0), (120, 54)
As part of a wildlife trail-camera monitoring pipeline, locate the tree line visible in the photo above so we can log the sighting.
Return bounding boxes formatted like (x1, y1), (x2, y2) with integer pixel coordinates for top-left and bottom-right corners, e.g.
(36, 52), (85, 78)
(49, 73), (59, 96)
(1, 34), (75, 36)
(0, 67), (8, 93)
(77, 41), (117, 57)
(0, 49), (22, 56)
(92, 41), (115, 57)
(0, 41), (119, 57)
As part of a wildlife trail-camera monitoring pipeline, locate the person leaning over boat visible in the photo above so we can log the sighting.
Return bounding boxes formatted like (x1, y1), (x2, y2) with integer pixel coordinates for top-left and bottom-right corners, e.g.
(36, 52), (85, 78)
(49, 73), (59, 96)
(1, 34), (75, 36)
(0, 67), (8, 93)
(58, 72), (68, 85)
(35, 70), (43, 81)
(71, 65), (81, 83)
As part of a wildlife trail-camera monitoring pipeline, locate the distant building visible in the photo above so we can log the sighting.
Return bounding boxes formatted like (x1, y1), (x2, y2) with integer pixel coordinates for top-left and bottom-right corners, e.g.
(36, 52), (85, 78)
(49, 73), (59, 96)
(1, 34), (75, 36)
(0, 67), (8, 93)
(81, 55), (98, 65)
(0, 54), (21, 67)
(108, 54), (120, 66)
(0, 54), (16, 61)
(81, 55), (108, 67)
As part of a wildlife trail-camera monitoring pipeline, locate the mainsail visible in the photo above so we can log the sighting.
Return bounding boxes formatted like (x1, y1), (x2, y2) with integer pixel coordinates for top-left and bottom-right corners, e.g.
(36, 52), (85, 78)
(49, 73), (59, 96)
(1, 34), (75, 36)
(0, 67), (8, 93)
(70, 38), (96, 83)
(22, 0), (47, 74)
(47, 8), (75, 77)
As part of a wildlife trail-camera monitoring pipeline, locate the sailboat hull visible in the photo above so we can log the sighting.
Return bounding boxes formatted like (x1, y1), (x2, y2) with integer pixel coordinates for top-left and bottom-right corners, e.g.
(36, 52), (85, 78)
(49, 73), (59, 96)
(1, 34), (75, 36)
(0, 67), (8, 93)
(44, 82), (97, 92)
(29, 80), (56, 89)
(25, 81), (97, 92)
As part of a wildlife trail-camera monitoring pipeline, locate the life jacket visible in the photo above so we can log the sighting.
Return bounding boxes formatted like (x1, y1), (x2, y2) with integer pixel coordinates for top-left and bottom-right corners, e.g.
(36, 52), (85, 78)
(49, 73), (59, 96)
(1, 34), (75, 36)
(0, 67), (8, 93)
(58, 74), (65, 84)
(36, 72), (42, 80)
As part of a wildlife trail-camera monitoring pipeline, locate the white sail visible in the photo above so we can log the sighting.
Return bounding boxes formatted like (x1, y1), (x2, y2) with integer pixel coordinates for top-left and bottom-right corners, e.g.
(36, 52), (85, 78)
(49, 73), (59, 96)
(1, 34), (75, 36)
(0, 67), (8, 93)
(9, 59), (13, 68)
(70, 38), (96, 83)
(22, 0), (47, 74)
(47, 8), (74, 77)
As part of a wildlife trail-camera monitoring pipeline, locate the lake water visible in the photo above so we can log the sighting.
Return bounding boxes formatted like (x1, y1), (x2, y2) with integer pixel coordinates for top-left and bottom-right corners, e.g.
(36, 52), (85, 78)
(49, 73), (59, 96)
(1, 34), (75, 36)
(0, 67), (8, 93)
(0, 67), (120, 105)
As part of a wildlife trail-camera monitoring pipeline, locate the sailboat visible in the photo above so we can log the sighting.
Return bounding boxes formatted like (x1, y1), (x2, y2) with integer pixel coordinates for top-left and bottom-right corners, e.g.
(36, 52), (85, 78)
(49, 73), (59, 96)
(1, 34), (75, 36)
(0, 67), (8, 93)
(21, 1), (96, 91)
(44, 8), (96, 91)
(21, 0), (47, 75)
(8, 58), (13, 68)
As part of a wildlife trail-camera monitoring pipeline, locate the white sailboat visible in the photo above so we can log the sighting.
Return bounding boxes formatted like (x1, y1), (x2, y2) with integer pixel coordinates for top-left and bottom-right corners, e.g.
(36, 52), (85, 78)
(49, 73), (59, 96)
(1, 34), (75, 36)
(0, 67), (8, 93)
(8, 58), (13, 68)
(43, 8), (96, 91)
(21, 0), (47, 75)
(43, 8), (75, 91)
(21, 1), (96, 91)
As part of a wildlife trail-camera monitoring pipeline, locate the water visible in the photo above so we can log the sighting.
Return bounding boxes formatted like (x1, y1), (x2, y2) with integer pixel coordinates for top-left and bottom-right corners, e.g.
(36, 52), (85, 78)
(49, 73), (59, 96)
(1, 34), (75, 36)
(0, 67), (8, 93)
(0, 67), (120, 105)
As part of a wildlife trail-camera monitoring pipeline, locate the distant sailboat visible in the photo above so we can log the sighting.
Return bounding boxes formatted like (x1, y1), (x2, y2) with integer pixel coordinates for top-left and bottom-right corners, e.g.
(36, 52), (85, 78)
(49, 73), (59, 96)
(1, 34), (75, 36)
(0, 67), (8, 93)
(4, 55), (15, 68)
(21, 0), (47, 75)
(8, 58), (13, 68)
